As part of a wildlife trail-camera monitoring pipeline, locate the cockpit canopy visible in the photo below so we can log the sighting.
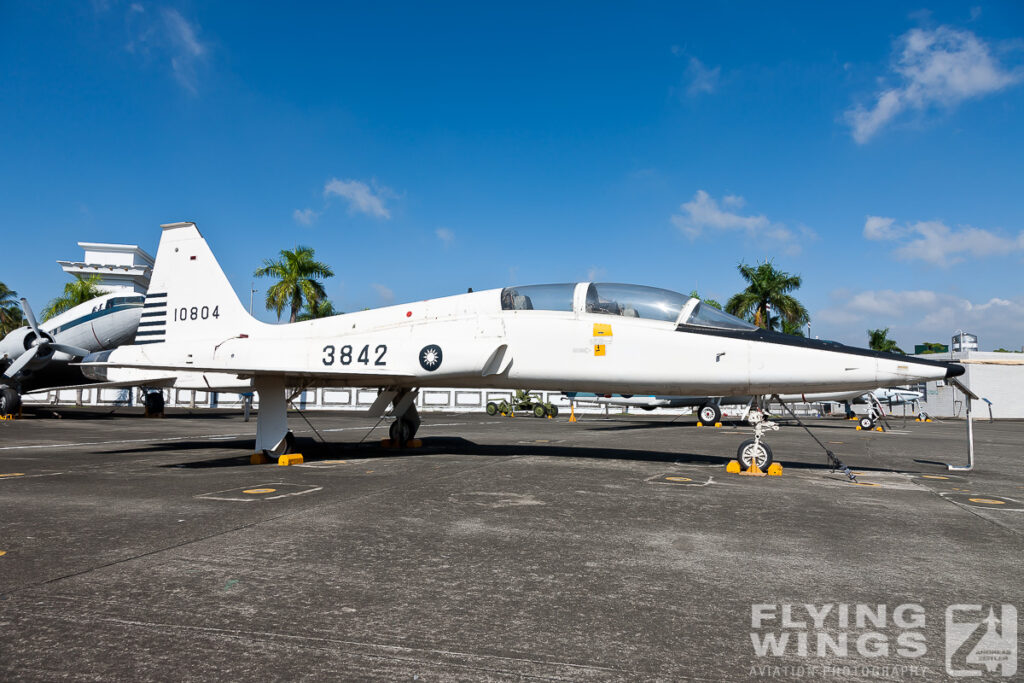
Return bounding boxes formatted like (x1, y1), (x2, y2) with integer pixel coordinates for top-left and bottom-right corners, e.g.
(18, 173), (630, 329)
(499, 282), (757, 330)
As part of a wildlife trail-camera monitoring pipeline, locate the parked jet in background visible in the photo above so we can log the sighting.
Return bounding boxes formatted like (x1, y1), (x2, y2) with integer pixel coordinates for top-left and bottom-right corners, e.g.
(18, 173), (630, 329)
(564, 389), (868, 424)
(0, 293), (145, 413)
(565, 387), (923, 423)
(77, 222), (964, 465)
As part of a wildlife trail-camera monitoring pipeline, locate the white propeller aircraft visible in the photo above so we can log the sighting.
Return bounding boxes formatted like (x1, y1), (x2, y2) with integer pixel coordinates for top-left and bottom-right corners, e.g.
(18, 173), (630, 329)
(78, 221), (965, 462)
(0, 292), (145, 414)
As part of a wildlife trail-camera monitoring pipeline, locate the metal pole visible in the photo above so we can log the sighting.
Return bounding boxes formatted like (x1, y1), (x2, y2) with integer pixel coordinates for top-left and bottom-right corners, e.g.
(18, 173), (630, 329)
(249, 282), (256, 315)
(947, 388), (974, 472)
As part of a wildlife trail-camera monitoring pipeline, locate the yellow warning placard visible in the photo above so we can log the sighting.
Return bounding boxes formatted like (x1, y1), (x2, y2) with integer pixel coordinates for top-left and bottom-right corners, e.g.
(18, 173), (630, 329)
(593, 323), (612, 356)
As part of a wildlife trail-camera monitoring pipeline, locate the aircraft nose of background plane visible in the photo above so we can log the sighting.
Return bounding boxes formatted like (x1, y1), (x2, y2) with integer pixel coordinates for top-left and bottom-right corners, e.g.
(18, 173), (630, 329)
(945, 363), (966, 379)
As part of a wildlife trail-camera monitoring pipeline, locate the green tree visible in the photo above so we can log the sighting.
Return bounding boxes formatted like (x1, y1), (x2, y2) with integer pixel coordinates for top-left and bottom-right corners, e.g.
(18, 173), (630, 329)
(915, 342), (948, 354)
(779, 318), (806, 337)
(296, 298), (340, 321)
(254, 246), (335, 323)
(689, 290), (722, 310)
(42, 275), (106, 321)
(725, 260), (809, 330)
(867, 328), (905, 354)
(0, 282), (25, 336)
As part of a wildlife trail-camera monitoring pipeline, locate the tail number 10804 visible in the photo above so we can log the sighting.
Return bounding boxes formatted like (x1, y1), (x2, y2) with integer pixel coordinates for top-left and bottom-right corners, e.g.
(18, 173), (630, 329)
(322, 344), (387, 367)
(174, 306), (220, 321)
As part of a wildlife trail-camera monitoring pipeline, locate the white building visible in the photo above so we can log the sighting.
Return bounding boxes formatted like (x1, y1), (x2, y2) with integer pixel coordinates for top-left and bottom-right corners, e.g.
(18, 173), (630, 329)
(914, 350), (1024, 419)
(57, 242), (154, 294)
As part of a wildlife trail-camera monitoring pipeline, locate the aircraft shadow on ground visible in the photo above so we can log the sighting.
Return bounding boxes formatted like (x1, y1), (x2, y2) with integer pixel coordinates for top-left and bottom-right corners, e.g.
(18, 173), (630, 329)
(23, 407), (245, 421)
(128, 435), (906, 474)
(588, 419), (866, 433)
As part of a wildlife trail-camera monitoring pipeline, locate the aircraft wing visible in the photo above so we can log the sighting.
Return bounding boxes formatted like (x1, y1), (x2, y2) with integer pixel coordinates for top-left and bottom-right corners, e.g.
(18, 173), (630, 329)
(76, 361), (417, 385)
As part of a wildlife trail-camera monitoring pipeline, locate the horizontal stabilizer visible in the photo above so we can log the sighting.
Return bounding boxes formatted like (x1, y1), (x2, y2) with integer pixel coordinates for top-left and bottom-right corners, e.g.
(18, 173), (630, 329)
(25, 377), (179, 395)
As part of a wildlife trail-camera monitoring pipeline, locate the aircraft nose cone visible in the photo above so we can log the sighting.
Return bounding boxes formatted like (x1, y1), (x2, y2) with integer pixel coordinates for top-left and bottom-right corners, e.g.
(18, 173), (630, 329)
(945, 363), (965, 379)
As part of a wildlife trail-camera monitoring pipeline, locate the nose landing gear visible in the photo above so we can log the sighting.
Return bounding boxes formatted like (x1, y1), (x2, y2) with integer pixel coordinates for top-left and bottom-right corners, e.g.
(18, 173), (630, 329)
(737, 410), (779, 470)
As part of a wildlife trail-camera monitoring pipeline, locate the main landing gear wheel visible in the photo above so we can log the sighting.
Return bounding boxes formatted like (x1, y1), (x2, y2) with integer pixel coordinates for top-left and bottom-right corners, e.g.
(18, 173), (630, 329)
(485, 402), (498, 416)
(859, 417), (875, 430)
(265, 430), (296, 457)
(390, 418), (412, 444)
(0, 387), (21, 415)
(917, 412), (929, 421)
(737, 439), (773, 470)
(698, 403), (722, 424)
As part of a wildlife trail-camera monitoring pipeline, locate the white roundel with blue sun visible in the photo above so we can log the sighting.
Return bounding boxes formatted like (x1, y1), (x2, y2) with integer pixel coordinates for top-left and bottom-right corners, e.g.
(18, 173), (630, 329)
(419, 344), (443, 371)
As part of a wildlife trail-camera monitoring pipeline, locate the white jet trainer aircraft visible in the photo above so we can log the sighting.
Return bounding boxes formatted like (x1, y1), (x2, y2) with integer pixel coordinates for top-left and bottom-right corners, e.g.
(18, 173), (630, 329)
(80, 222), (965, 457)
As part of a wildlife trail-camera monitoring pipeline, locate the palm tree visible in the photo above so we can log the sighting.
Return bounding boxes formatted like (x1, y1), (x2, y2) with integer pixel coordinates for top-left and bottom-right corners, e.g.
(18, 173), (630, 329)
(779, 318), (806, 337)
(296, 298), (340, 321)
(867, 328), (904, 354)
(689, 290), (722, 310)
(42, 275), (106, 321)
(0, 282), (25, 336)
(725, 260), (809, 330)
(254, 246), (335, 323)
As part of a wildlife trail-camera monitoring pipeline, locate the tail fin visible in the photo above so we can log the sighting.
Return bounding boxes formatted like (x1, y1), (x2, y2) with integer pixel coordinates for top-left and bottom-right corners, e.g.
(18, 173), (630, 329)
(136, 222), (255, 345)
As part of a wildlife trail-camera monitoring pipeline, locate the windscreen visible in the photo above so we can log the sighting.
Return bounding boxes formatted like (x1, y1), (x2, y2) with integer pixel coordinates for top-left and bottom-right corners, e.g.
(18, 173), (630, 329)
(684, 302), (759, 331)
(585, 283), (689, 322)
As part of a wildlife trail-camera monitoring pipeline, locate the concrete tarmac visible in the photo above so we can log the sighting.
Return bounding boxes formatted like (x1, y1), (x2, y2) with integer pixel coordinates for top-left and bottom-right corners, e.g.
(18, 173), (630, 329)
(0, 408), (1021, 681)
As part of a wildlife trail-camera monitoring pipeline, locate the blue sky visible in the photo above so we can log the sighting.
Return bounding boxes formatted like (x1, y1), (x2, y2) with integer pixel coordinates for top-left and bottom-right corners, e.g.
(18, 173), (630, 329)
(2, 2), (1023, 349)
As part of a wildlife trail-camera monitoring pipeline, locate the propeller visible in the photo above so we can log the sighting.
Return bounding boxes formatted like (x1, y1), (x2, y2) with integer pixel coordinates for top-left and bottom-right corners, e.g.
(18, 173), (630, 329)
(2, 299), (91, 379)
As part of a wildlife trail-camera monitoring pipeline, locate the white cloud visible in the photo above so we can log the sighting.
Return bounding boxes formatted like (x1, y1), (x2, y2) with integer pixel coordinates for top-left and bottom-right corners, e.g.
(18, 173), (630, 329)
(123, 7), (207, 93)
(371, 283), (394, 304)
(435, 227), (454, 247)
(722, 194), (745, 209)
(324, 178), (393, 219)
(671, 191), (809, 253)
(672, 190), (769, 238)
(685, 57), (720, 96)
(293, 208), (318, 226)
(862, 215), (1024, 266)
(816, 288), (1024, 349)
(846, 26), (1021, 143)
(863, 215), (901, 241)
(161, 9), (205, 93)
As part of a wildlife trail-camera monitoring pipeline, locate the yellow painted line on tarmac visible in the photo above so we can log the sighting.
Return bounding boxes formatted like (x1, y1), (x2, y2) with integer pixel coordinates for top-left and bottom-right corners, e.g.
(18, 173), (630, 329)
(319, 460), (348, 464)
(0, 473), (25, 478)
(969, 498), (1006, 505)
(921, 475), (949, 480)
(242, 488), (277, 494)
(851, 482), (880, 487)
(664, 476), (693, 482)
(0, 550), (6, 557)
